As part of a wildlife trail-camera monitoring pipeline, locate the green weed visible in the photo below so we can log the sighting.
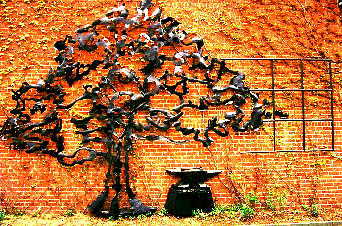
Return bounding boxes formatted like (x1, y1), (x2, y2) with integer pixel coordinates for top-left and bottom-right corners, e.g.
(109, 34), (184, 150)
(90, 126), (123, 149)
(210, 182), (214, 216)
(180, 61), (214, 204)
(65, 209), (75, 217)
(239, 203), (255, 221)
(0, 210), (5, 221)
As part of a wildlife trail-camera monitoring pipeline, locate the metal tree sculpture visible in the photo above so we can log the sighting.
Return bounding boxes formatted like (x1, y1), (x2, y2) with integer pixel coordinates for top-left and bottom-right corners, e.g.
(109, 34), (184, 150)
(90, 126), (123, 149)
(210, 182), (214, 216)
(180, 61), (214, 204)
(0, 0), (287, 218)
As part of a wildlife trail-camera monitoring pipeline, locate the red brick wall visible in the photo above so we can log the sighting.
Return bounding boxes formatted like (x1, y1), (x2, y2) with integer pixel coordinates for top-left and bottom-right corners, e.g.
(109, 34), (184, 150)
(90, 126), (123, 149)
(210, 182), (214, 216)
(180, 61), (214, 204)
(0, 0), (341, 214)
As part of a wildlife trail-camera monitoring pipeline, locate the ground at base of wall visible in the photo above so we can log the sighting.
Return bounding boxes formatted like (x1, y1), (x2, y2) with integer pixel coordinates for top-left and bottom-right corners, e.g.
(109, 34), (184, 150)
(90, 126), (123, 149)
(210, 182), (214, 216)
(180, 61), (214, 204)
(1, 209), (342, 226)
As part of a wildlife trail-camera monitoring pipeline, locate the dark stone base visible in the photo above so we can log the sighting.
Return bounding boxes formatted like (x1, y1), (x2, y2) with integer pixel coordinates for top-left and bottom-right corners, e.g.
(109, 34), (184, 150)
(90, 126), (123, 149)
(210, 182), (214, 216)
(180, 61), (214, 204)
(164, 183), (214, 217)
(90, 198), (157, 219)
(100, 205), (157, 219)
(119, 198), (158, 217)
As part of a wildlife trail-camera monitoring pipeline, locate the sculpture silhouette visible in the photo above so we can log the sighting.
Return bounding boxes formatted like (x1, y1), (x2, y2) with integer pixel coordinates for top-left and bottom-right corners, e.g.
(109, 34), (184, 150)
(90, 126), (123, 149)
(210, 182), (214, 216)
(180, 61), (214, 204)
(0, 0), (287, 218)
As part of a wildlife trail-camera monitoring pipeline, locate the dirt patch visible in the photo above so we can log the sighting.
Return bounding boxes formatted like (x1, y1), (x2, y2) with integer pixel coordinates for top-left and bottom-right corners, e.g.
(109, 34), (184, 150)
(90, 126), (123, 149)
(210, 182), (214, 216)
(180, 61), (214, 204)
(2, 208), (342, 226)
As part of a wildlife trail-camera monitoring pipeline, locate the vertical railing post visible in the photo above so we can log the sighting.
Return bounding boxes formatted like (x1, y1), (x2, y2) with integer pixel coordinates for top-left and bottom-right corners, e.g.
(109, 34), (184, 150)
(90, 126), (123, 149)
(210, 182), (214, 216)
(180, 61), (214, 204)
(271, 60), (276, 152)
(329, 61), (335, 151)
(300, 60), (306, 151)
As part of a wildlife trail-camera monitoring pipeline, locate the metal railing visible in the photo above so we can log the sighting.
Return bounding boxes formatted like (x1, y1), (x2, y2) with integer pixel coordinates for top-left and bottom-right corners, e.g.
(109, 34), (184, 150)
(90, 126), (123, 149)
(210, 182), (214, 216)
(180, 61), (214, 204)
(221, 58), (335, 153)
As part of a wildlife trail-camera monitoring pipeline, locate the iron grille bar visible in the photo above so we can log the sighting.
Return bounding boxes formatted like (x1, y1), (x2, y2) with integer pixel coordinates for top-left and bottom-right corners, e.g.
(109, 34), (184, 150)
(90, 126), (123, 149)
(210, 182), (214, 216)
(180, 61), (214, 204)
(300, 60), (306, 151)
(246, 149), (334, 153)
(250, 88), (332, 92)
(329, 61), (335, 152)
(271, 60), (276, 152)
(263, 119), (333, 122)
(222, 58), (333, 61)
(278, 149), (333, 152)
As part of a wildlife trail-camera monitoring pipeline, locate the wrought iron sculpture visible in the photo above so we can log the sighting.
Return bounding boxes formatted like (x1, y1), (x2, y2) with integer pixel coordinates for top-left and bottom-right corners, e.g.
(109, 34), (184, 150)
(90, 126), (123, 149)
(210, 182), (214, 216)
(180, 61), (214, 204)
(0, 0), (287, 218)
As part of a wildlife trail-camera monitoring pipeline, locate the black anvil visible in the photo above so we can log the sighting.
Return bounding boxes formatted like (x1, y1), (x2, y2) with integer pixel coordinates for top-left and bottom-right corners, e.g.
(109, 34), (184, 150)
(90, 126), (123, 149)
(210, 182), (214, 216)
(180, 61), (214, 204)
(165, 167), (221, 217)
(166, 167), (221, 185)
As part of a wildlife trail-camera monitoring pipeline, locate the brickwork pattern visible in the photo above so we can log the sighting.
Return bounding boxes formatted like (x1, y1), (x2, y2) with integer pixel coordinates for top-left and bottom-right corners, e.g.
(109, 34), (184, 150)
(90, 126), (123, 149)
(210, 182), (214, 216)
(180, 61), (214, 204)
(0, 0), (341, 214)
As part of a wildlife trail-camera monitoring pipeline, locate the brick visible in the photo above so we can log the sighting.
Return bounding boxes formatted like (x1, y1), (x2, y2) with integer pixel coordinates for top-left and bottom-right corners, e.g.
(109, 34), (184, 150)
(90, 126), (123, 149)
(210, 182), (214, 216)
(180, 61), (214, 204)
(0, 0), (341, 214)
